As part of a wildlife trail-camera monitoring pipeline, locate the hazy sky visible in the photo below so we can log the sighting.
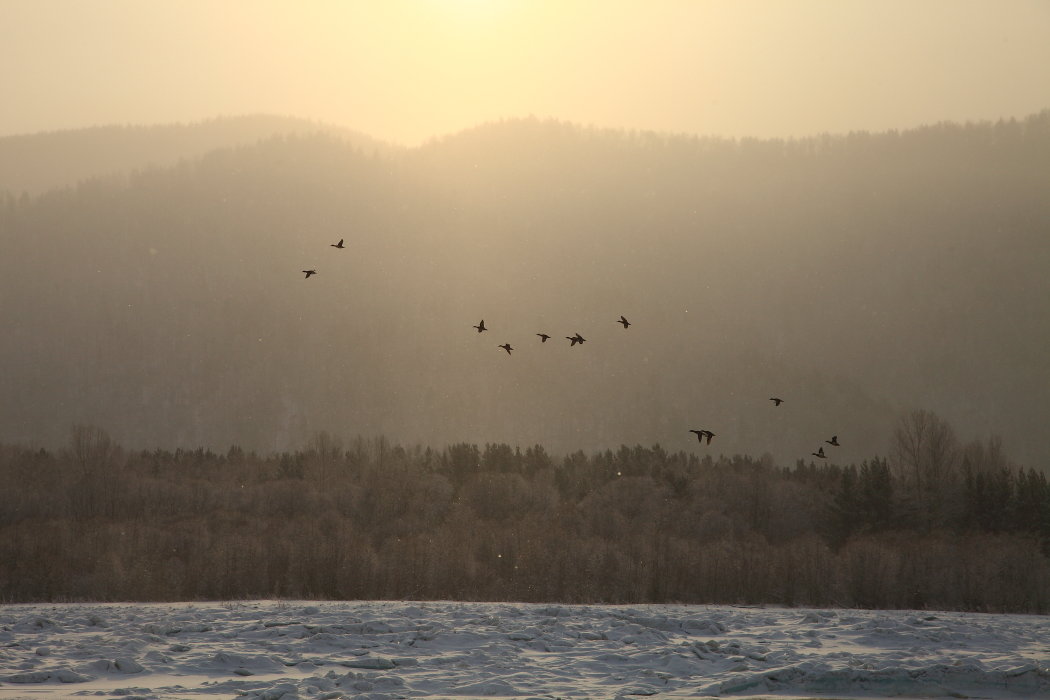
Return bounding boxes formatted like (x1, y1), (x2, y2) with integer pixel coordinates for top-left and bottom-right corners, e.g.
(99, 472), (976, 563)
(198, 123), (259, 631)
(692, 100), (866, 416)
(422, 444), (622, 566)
(2, 0), (1049, 144)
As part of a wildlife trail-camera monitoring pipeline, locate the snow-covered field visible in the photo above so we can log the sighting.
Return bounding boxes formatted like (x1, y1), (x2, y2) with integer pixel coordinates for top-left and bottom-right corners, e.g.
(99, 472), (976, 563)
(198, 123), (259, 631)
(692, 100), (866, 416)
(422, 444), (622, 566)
(1, 601), (1046, 699)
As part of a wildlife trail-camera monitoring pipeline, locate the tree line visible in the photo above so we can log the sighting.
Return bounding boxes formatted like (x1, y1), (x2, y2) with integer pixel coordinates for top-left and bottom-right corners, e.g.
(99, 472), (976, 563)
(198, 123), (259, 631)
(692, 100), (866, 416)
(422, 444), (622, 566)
(1, 410), (1047, 611)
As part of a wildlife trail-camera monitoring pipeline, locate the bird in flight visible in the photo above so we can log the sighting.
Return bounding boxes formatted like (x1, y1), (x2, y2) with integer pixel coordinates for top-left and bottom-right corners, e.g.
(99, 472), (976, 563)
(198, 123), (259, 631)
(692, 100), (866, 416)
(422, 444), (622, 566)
(302, 270), (317, 279)
(811, 446), (826, 459)
(537, 333), (551, 343)
(770, 397), (784, 406)
(689, 429), (715, 444)
(825, 435), (840, 447)
(498, 343), (513, 355)
(330, 239), (345, 249)
(474, 320), (487, 333)
(567, 333), (587, 346)
(618, 315), (631, 329)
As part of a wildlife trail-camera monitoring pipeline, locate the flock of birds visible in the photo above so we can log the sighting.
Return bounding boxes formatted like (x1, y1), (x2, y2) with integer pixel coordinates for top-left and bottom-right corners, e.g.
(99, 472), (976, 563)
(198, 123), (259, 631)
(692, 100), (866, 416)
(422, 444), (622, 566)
(304, 238), (840, 462)
(300, 238), (346, 278)
(472, 316), (622, 355)
(471, 314), (841, 462)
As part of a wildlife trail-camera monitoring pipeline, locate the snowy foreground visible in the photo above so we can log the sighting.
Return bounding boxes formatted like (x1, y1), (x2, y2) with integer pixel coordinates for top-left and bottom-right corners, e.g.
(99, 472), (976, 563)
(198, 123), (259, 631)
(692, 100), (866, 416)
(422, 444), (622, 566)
(1, 601), (1047, 700)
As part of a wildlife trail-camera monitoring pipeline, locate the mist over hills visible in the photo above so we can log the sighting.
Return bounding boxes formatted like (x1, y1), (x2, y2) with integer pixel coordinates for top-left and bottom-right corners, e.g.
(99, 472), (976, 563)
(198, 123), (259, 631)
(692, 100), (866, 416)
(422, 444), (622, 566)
(1, 113), (1047, 468)
(0, 114), (394, 197)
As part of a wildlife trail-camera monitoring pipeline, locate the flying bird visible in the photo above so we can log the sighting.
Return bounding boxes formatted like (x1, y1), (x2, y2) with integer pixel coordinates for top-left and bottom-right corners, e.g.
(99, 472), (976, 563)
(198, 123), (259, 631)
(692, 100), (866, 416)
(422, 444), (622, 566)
(618, 315), (631, 329)
(302, 269), (317, 278)
(567, 333), (587, 346)
(689, 429), (715, 445)
(537, 333), (551, 343)
(770, 397), (784, 406)
(811, 446), (826, 459)
(498, 343), (513, 355)
(330, 239), (345, 249)
(825, 435), (840, 447)
(474, 320), (487, 333)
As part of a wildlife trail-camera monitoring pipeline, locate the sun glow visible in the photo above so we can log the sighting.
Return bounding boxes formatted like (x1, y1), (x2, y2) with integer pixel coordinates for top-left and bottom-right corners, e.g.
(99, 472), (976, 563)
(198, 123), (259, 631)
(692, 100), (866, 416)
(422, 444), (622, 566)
(8, 0), (1046, 146)
(425, 0), (520, 26)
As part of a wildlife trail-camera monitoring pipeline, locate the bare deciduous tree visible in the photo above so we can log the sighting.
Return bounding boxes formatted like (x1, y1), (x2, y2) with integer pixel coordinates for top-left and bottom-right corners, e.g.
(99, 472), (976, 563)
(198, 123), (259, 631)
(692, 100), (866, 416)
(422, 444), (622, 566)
(308, 430), (343, 490)
(890, 409), (958, 530)
(68, 424), (119, 478)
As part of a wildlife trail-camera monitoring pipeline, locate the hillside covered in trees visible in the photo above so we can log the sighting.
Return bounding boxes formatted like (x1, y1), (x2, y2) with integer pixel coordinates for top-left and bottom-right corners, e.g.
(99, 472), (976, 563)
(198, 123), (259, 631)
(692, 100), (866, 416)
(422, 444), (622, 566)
(1, 412), (1048, 610)
(0, 115), (392, 197)
(1, 112), (1048, 468)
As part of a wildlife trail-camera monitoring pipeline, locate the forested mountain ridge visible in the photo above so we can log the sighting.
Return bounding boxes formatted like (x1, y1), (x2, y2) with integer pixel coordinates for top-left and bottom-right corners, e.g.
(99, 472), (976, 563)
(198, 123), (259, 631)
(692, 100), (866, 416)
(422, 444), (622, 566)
(1, 112), (1047, 467)
(0, 114), (396, 197)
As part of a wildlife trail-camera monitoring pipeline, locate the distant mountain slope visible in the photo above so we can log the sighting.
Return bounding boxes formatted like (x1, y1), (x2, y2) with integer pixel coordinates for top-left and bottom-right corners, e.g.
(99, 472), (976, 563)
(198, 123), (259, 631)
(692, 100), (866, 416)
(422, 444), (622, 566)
(0, 114), (397, 196)
(1, 114), (1047, 467)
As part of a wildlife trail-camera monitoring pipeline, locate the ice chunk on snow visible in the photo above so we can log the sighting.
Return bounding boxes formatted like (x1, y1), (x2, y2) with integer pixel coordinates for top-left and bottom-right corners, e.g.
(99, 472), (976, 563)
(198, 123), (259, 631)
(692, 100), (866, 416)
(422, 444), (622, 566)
(114, 658), (144, 674)
(450, 679), (521, 695)
(340, 656), (396, 669)
(4, 669), (91, 683)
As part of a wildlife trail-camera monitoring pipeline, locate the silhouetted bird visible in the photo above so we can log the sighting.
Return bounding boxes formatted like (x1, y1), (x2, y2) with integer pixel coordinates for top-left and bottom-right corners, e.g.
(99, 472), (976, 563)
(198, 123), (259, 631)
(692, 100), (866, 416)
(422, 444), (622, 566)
(618, 315), (631, 328)
(770, 397), (784, 406)
(302, 270), (317, 278)
(498, 343), (513, 355)
(474, 320), (487, 333)
(689, 429), (715, 445)
(567, 333), (586, 346)
(826, 435), (840, 446)
(537, 333), (551, 343)
(811, 447), (826, 459)
(330, 239), (345, 249)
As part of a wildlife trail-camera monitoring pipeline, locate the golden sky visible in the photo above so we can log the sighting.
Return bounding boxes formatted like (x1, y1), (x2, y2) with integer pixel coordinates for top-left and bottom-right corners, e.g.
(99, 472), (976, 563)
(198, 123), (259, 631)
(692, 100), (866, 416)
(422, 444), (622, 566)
(2, 0), (1049, 142)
